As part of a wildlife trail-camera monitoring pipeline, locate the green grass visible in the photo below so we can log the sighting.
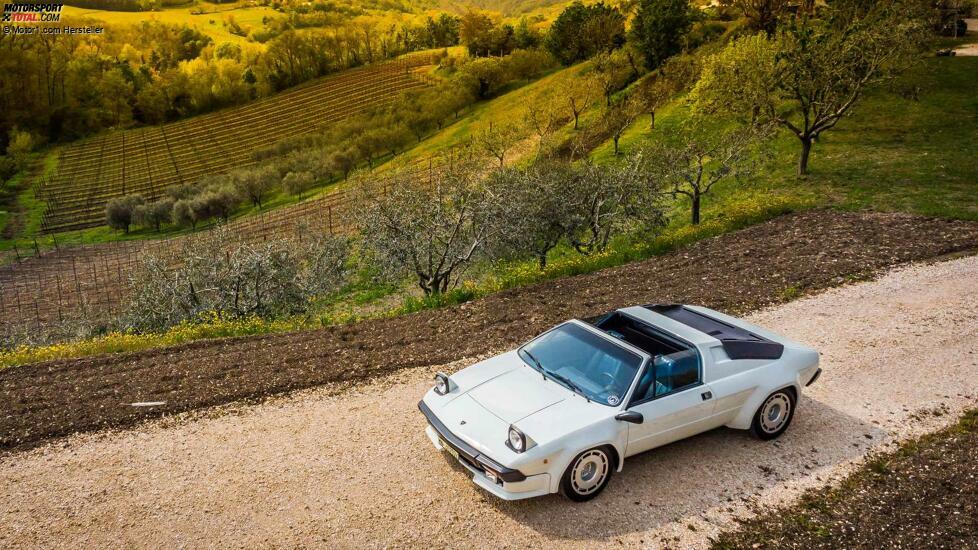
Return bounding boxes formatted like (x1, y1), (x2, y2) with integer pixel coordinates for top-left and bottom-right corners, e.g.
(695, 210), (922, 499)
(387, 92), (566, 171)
(590, 52), (978, 227)
(393, 62), (593, 164)
(0, 150), (350, 257)
(3, 41), (976, 362)
(62, 2), (280, 45)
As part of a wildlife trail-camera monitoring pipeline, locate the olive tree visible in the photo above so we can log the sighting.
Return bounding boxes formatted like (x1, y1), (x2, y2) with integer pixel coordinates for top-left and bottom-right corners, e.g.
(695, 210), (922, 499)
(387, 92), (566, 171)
(134, 197), (174, 232)
(636, 121), (774, 225)
(106, 194), (145, 233)
(474, 121), (521, 167)
(123, 226), (349, 331)
(728, 0), (789, 36)
(604, 93), (644, 156)
(484, 161), (580, 269)
(233, 165), (280, 208)
(592, 50), (634, 106)
(560, 74), (597, 130)
(690, 2), (929, 175)
(635, 53), (699, 130)
(282, 171), (316, 197)
(566, 160), (665, 255)
(353, 164), (490, 295)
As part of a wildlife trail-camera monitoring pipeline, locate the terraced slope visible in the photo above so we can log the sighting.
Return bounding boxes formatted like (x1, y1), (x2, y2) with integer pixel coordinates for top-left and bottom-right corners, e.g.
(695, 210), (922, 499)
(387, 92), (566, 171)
(38, 56), (435, 233)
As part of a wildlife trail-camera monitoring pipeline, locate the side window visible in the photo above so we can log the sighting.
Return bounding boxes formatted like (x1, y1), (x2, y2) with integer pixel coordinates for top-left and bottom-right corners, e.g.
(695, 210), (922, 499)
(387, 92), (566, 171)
(632, 349), (701, 402)
(653, 350), (700, 396)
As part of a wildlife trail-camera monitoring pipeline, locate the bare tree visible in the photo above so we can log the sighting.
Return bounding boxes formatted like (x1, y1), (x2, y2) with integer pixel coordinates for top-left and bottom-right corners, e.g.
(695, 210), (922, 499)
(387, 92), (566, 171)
(691, 2), (929, 174)
(729, 0), (789, 36)
(637, 122), (773, 225)
(353, 164), (490, 295)
(604, 94), (644, 156)
(474, 121), (522, 167)
(561, 75), (597, 130)
(525, 99), (565, 147)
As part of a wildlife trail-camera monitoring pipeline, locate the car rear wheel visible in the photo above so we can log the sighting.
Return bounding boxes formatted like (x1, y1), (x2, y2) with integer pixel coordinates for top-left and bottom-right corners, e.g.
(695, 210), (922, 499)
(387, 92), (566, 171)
(750, 388), (796, 440)
(560, 447), (613, 502)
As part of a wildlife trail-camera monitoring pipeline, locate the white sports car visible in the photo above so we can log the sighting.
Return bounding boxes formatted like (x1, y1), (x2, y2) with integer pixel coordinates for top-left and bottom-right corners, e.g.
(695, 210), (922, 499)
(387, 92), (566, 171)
(419, 304), (821, 502)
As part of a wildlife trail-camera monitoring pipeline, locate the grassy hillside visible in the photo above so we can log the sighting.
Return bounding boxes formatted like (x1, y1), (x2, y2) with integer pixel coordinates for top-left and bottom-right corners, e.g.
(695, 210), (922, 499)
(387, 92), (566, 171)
(589, 50), (978, 231)
(35, 56), (432, 234)
(62, 2), (278, 44)
(4, 39), (976, 362)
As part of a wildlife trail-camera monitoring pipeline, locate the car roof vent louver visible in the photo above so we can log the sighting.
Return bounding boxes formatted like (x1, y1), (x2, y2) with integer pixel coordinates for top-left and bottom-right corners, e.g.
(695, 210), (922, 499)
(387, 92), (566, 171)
(643, 304), (784, 360)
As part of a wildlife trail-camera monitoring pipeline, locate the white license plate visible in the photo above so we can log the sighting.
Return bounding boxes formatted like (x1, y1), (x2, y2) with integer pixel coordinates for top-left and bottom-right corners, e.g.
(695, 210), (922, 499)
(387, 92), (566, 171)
(440, 438), (459, 460)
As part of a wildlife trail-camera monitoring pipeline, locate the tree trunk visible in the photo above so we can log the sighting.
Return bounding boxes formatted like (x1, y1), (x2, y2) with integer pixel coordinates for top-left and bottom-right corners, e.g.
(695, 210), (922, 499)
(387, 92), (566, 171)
(691, 194), (701, 225)
(613, 135), (620, 155)
(649, 110), (655, 130)
(573, 112), (579, 130)
(538, 253), (547, 270)
(798, 135), (813, 175)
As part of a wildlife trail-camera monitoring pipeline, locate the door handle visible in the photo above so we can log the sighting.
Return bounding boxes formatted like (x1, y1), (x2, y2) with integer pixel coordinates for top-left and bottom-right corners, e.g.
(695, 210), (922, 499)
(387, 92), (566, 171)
(701, 391), (713, 401)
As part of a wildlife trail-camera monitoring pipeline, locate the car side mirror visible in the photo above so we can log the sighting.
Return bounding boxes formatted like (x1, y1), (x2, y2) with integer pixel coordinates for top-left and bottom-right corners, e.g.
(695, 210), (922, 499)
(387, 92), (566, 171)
(615, 411), (643, 424)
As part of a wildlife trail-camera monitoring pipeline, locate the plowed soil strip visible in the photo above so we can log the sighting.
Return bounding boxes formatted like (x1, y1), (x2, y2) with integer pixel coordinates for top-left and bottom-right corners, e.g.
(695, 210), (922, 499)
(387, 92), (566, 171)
(1, 254), (977, 548)
(2, 210), (977, 452)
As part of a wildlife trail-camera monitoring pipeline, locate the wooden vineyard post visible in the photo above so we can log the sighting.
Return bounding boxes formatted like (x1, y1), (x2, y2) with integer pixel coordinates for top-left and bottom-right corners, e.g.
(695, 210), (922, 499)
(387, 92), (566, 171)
(116, 263), (123, 308)
(121, 132), (126, 196)
(56, 273), (64, 321)
(90, 261), (100, 312)
(71, 256), (84, 315)
(328, 205), (333, 235)
(13, 244), (20, 262)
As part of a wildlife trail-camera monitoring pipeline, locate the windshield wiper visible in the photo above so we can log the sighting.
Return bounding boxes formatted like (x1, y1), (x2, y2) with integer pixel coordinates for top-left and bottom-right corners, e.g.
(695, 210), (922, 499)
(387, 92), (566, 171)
(544, 370), (590, 403)
(520, 349), (545, 375)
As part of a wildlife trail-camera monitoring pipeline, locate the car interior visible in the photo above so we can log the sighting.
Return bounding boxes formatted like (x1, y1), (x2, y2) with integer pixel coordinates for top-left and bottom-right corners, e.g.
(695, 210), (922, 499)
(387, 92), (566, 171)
(593, 313), (701, 402)
(522, 323), (644, 405)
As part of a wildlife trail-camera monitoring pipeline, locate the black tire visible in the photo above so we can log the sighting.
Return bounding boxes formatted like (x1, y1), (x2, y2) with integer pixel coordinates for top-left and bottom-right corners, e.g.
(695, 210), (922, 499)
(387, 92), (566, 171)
(750, 388), (797, 440)
(559, 446), (614, 502)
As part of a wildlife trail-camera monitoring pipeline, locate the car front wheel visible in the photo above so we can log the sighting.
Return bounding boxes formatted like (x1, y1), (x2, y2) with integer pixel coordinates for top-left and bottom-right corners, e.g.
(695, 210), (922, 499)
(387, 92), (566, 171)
(560, 447), (613, 502)
(750, 388), (796, 440)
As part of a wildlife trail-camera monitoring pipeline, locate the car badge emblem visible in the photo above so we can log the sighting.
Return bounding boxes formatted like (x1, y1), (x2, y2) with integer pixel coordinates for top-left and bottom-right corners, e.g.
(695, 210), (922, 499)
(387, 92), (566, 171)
(460, 420), (467, 425)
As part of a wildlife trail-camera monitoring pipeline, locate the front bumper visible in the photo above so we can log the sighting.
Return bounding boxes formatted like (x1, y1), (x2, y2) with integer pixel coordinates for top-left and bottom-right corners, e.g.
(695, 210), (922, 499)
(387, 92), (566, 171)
(419, 400), (551, 500)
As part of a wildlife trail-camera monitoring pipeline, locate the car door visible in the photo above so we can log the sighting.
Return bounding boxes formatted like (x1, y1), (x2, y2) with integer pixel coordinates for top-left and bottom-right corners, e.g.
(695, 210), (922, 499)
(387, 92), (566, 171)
(623, 350), (717, 456)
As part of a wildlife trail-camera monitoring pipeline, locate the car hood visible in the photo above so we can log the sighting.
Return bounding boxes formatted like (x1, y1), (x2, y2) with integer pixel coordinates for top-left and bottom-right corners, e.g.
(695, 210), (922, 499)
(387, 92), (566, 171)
(432, 350), (610, 448)
(466, 365), (568, 423)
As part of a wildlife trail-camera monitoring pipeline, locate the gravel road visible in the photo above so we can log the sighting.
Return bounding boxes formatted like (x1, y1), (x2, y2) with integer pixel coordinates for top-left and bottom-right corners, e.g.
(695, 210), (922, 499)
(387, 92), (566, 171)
(2, 255), (977, 549)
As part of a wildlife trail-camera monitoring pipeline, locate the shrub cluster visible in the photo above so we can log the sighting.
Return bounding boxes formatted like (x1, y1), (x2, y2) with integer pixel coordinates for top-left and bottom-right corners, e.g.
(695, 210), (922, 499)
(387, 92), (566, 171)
(123, 226), (349, 331)
(353, 154), (666, 296)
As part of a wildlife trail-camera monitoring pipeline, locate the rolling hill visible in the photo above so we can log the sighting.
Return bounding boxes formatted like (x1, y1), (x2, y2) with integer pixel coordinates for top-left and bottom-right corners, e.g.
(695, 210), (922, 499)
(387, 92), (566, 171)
(37, 55), (436, 233)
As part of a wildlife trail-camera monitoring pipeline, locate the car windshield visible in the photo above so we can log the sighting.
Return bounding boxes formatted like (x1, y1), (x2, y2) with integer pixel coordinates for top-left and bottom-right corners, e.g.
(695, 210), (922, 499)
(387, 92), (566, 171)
(518, 323), (644, 407)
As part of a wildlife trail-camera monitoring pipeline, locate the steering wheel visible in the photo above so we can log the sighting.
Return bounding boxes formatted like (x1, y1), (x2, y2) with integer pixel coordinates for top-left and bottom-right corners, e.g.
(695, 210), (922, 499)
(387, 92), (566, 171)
(600, 372), (620, 391)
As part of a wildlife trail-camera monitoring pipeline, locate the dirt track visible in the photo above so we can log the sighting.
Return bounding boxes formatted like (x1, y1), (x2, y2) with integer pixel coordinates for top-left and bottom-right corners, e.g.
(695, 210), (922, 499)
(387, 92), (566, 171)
(1, 254), (977, 548)
(3, 209), (978, 452)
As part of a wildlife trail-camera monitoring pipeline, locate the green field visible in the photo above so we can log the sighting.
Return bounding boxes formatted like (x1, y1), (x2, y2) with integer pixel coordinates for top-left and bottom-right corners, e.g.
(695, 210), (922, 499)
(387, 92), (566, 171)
(587, 50), (978, 227)
(4, 36), (976, 362)
(63, 2), (279, 45)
